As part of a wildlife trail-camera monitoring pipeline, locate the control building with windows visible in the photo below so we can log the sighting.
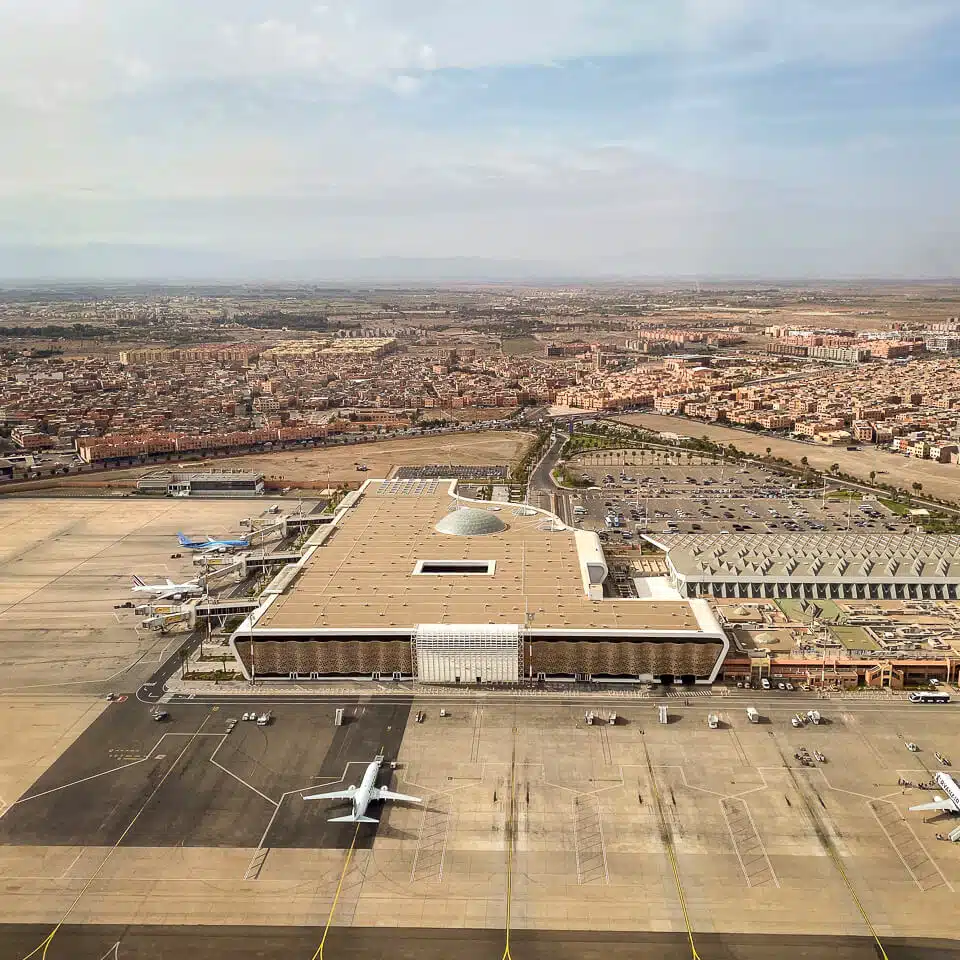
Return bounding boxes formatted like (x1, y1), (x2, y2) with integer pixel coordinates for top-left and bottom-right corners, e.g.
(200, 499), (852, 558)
(229, 478), (727, 685)
(136, 469), (265, 497)
(646, 532), (960, 601)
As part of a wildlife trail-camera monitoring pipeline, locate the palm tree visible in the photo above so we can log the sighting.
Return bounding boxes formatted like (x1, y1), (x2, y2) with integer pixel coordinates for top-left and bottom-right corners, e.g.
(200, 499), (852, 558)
(869, 470), (876, 483)
(912, 482), (923, 496)
(765, 447), (772, 459)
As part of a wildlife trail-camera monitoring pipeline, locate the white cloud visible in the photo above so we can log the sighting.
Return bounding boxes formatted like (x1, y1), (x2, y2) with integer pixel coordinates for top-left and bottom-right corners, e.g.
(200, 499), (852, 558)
(0, 0), (954, 109)
(392, 74), (422, 96)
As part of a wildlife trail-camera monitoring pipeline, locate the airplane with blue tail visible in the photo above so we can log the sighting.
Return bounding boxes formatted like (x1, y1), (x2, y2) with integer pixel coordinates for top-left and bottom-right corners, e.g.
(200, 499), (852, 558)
(176, 532), (250, 553)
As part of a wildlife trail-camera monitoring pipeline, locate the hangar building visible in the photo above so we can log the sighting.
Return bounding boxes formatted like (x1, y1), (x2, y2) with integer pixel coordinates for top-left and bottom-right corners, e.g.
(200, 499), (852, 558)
(229, 478), (727, 685)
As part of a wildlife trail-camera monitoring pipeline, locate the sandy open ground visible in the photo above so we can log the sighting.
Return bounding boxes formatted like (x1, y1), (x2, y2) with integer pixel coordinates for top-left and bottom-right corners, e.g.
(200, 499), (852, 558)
(73, 430), (534, 488)
(614, 413), (960, 502)
(206, 430), (533, 484)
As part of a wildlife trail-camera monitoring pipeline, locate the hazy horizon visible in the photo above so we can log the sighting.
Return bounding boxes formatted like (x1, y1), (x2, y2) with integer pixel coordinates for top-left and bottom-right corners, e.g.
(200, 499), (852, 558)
(2, 1), (959, 280)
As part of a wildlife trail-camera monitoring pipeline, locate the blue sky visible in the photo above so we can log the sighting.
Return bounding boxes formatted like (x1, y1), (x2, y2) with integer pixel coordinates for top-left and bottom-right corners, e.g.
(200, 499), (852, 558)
(1, 0), (959, 277)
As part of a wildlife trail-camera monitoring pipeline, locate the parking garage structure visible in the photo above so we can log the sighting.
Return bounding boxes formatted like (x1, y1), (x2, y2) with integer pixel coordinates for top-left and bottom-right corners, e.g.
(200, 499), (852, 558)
(647, 532), (960, 601)
(229, 478), (728, 686)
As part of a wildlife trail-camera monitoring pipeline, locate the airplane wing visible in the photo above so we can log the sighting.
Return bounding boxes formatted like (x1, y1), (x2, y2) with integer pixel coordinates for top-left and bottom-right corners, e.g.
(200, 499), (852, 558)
(372, 788), (422, 804)
(302, 788), (355, 801)
(909, 796), (958, 813)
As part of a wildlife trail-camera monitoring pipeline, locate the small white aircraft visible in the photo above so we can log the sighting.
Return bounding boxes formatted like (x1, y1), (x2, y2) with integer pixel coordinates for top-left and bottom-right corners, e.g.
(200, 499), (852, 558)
(909, 772), (960, 815)
(303, 755), (421, 823)
(131, 575), (203, 601)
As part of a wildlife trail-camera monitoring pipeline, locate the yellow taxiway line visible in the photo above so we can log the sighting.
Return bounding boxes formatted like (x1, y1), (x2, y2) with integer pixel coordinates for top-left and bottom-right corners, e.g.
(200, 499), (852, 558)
(311, 822), (362, 960)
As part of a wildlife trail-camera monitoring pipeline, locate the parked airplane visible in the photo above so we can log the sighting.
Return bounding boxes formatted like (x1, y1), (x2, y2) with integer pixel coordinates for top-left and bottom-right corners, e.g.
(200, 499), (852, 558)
(131, 575), (203, 601)
(303, 755), (421, 823)
(176, 532), (250, 553)
(909, 772), (960, 815)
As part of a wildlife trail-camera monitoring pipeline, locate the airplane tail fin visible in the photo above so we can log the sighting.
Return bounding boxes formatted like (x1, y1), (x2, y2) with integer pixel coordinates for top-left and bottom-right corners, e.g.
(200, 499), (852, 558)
(329, 815), (378, 824)
(176, 533), (191, 546)
(131, 575), (145, 587)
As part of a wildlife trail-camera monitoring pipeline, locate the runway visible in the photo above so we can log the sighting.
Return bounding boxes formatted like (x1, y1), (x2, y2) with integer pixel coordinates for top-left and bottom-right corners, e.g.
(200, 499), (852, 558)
(3, 925), (960, 960)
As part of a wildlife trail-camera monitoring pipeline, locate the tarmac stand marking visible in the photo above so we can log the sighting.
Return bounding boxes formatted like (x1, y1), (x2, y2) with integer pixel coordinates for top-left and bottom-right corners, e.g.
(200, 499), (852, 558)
(720, 797), (778, 888)
(869, 799), (951, 892)
(572, 794), (609, 885)
(411, 795), (450, 882)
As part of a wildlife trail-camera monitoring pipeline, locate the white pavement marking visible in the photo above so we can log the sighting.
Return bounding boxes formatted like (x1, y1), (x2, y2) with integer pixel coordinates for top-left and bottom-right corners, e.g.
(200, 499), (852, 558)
(10, 733), (222, 805)
(869, 798), (954, 893)
(208, 734), (279, 807)
(59, 850), (84, 879)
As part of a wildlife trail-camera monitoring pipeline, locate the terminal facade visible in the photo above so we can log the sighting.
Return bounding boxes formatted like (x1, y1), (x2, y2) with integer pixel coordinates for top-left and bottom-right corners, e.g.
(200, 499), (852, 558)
(229, 479), (728, 686)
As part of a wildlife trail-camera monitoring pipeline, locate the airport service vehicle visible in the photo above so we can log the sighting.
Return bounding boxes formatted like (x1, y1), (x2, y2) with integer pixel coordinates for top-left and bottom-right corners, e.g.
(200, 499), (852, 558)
(909, 691), (951, 704)
(176, 532), (251, 554)
(814, 751), (826, 763)
(131, 575), (203, 602)
(303, 755), (421, 823)
(807, 710), (822, 724)
(746, 707), (760, 723)
(906, 742), (919, 752)
(761, 678), (771, 690)
(909, 772), (960, 815)
(936, 752), (951, 766)
(151, 708), (168, 721)
(256, 711), (272, 726)
(791, 714), (805, 728)
(708, 714), (719, 729)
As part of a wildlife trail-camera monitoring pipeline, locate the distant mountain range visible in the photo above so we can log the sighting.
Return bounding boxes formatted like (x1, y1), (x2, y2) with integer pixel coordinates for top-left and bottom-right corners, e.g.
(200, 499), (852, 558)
(1, 245), (956, 287)
(0, 244), (573, 283)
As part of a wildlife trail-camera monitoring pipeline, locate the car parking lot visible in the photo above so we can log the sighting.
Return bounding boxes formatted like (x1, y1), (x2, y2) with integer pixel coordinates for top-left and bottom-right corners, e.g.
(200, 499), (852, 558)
(566, 460), (913, 539)
(394, 463), (509, 481)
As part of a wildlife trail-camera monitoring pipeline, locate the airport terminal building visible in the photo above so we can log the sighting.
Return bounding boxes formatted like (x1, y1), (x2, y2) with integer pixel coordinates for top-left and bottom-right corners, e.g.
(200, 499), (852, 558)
(646, 532), (960, 601)
(229, 479), (727, 685)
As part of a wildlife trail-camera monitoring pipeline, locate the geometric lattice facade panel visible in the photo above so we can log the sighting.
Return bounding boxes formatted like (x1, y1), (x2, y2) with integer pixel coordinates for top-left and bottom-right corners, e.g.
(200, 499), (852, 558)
(529, 638), (724, 679)
(414, 623), (521, 683)
(234, 638), (412, 677)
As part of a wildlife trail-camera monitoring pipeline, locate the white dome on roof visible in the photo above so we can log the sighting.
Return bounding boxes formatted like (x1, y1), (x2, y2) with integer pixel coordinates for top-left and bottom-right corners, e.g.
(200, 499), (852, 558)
(436, 507), (507, 537)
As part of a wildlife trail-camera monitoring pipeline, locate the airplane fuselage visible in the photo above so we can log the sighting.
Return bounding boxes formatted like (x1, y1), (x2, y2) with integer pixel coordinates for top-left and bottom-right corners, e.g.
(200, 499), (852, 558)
(935, 771), (960, 810)
(177, 533), (249, 552)
(132, 583), (202, 597)
(909, 771), (960, 815)
(350, 758), (382, 820)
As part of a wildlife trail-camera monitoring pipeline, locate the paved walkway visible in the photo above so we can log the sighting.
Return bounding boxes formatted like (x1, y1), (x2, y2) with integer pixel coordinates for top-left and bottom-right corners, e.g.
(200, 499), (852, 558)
(160, 677), (913, 702)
